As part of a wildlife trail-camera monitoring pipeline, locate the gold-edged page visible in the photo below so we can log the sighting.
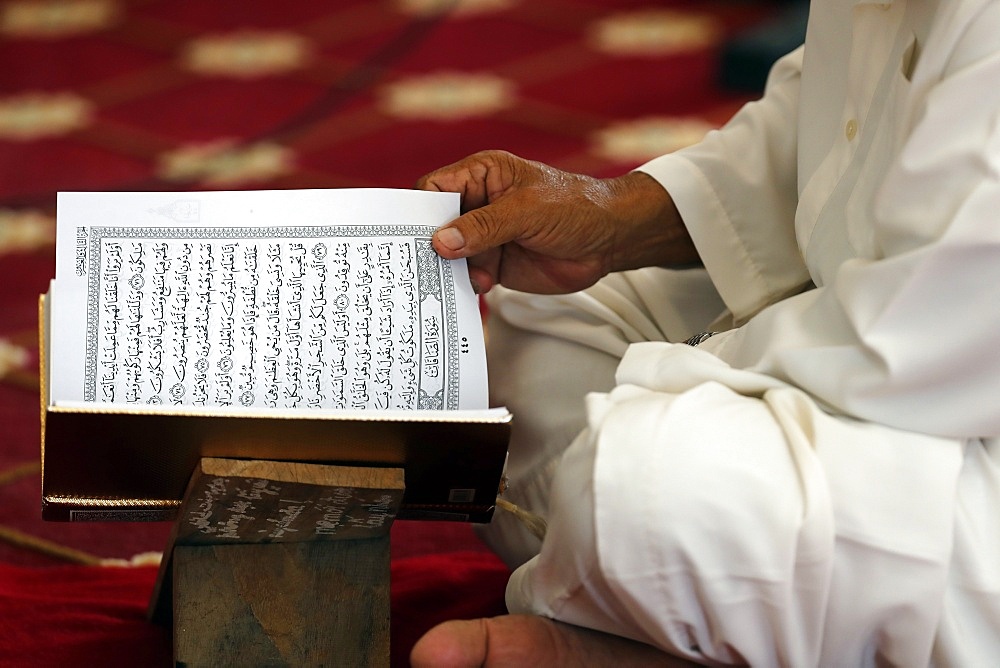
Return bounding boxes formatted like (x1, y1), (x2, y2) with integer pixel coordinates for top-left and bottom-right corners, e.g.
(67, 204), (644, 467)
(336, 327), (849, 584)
(50, 188), (488, 412)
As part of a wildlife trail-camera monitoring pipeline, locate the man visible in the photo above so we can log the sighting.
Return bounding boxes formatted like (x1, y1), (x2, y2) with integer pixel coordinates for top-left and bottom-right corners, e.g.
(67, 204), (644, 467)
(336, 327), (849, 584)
(411, 0), (1000, 665)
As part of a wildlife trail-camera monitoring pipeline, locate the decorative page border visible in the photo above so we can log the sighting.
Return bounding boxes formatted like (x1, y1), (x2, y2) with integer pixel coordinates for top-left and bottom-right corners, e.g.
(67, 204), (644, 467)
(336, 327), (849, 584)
(83, 225), (461, 409)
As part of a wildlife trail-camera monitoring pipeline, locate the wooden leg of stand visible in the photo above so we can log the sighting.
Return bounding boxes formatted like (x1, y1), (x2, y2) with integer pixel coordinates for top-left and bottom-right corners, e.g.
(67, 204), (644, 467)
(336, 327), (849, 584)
(149, 459), (405, 667)
(173, 537), (390, 666)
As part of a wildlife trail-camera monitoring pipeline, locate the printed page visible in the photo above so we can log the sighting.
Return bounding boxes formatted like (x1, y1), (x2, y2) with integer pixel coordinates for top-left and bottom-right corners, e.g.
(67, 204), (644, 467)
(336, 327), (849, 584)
(50, 189), (488, 411)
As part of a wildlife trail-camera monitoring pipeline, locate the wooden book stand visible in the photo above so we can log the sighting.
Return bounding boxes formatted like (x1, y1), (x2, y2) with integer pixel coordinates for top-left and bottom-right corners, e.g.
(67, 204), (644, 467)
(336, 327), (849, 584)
(149, 458), (405, 666)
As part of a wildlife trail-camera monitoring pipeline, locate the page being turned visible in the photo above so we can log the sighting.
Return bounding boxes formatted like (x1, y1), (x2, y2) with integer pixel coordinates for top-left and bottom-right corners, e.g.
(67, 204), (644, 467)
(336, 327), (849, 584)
(49, 189), (488, 411)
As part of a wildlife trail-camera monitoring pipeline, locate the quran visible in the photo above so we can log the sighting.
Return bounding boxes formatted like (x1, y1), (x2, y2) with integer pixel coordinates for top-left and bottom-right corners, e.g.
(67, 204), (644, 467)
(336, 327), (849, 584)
(40, 188), (511, 522)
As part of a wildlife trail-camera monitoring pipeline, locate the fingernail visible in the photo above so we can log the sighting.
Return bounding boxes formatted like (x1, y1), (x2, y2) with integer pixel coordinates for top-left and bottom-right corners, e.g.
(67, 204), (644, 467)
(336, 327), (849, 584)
(435, 227), (466, 252)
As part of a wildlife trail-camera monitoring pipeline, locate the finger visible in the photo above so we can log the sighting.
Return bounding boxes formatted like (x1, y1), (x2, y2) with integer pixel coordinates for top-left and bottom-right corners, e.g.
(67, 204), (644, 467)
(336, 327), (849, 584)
(417, 167), (489, 211)
(415, 155), (494, 210)
(417, 150), (527, 211)
(439, 244), (499, 294)
(467, 256), (499, 294)
(432, 204), (524, 261)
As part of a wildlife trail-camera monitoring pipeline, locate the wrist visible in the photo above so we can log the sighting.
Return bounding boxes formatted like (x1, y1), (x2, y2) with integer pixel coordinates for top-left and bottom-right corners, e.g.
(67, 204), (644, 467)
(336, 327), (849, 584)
(605, 171), (700, 273)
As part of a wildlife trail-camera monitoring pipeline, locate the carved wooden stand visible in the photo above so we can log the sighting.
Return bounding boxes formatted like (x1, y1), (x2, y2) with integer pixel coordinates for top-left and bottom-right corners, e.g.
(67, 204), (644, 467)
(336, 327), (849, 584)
(149, 458), (405, 667)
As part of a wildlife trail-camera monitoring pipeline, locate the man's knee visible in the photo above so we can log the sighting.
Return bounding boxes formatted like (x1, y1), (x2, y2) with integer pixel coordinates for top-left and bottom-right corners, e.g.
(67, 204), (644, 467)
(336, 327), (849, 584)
(588, 382), (811, 579)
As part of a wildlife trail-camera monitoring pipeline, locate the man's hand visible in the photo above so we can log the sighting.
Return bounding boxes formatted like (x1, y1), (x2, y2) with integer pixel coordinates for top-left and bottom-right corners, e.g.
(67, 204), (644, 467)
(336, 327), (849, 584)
(416, 150), (699, 295)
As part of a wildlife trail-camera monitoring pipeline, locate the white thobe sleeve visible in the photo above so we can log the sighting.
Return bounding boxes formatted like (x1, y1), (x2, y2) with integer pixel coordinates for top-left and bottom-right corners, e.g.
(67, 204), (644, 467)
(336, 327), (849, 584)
(639, 47), (809, 322)
(646, 22), (1000, 438)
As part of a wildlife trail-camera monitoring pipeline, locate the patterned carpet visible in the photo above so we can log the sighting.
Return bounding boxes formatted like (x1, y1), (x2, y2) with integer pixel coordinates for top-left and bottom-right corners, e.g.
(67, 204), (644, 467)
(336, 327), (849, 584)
(0, 0), (790, 663)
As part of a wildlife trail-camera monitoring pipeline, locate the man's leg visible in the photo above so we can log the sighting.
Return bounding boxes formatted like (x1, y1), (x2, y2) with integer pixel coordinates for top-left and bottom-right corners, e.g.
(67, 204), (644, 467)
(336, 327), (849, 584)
(480, 267), (726, 568)
(478, 301), (621, 568)
(428, 340), (968, 665)
(504, 380), (827, 665)
(416, 379), (817, 667)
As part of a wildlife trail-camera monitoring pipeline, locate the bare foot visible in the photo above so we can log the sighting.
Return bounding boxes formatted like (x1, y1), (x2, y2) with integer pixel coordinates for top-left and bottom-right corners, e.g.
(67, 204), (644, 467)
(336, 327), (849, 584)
(410, 614), (700, 667)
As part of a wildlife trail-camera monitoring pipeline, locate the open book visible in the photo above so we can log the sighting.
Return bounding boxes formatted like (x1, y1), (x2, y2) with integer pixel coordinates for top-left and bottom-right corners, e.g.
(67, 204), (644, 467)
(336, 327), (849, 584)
(41, 189), (510, 522)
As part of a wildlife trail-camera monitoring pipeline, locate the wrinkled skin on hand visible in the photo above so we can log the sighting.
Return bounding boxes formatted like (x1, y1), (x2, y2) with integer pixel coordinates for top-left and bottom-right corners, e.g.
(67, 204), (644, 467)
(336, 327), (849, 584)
(416, 150), (698, 295)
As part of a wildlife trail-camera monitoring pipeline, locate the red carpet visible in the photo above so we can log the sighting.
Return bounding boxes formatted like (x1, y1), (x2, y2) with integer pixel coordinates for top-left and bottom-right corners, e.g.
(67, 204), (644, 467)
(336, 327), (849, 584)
(0, 552), (510, 667)
(0, 0), (780, 664)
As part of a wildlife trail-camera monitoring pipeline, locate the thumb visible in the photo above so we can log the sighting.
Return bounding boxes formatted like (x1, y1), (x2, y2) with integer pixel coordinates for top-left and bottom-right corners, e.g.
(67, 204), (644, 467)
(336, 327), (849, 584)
(431, 203), (522, 260)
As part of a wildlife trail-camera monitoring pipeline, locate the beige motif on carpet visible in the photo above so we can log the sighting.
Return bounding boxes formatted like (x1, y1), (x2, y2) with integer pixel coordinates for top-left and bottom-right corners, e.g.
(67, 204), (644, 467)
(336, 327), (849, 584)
(0, 92), (93, 141)
(0, 0), (119, 38)
(158, 139), (295, 186)
(380, 72), (516, 120)
(0, 210), (55, 253)
(183, 30), (313, 79)
(397, 0), (517, 17)
(592, 116), (715, 163)
(590, 9), (720, 56)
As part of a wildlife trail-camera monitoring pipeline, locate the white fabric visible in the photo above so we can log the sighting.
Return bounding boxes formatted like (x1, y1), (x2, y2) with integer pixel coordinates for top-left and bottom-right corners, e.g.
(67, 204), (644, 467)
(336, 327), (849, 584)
(481, 269), (727, 568)
(490, 278), (997, 665)
(485, 0), (1000, 665)
(640, 0), (1000, 438)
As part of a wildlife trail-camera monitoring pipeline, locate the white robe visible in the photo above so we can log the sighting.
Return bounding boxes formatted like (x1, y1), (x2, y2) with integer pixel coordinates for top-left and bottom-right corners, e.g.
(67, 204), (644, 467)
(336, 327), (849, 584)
(484, 0), (1000, 665)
